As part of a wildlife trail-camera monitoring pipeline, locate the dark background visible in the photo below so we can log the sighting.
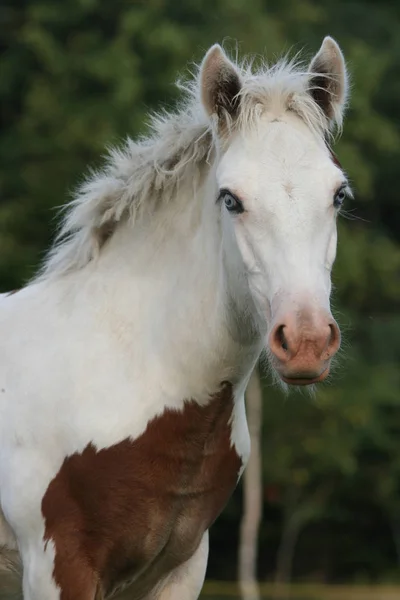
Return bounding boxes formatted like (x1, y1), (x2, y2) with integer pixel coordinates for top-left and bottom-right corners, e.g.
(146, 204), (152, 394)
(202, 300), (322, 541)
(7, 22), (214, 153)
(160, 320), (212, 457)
(1, 0), (400, 587)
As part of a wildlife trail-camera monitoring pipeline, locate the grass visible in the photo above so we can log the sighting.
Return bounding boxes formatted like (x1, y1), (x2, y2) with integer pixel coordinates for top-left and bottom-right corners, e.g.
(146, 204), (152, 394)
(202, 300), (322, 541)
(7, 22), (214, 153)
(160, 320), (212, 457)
(2, 576), (400, 599)
(200, 581), (400, 600)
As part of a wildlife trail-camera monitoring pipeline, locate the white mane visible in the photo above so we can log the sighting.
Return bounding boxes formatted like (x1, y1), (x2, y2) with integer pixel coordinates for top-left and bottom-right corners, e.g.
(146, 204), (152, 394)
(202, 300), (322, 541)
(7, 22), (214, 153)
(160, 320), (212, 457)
(37, 53), (336, 281)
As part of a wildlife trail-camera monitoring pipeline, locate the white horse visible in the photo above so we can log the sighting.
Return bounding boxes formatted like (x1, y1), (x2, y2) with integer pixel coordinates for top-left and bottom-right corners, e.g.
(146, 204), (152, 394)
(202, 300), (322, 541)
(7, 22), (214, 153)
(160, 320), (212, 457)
(0, 37), (350, 600)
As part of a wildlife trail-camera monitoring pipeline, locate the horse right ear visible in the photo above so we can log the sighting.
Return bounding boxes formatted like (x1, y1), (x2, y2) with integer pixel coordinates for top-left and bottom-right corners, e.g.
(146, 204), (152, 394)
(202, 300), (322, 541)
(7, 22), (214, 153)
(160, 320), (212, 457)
(200, 45), (242, 122)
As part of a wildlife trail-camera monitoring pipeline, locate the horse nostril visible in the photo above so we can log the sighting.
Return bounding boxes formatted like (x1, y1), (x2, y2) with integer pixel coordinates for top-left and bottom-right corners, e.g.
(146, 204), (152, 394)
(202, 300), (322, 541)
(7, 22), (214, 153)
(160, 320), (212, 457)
(269, 323), (292, 362)
(277, 325), (288, 351)
(327, 321), (341, 356)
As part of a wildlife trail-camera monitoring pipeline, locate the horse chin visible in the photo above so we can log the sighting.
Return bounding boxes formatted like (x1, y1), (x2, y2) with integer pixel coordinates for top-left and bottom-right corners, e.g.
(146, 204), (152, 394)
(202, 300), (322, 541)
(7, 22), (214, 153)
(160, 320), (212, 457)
(279, 366), (330, 386)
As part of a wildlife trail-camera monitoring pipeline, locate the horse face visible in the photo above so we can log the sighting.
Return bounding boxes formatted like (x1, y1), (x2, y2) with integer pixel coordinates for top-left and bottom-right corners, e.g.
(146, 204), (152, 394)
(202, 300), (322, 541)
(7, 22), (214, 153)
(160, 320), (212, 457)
(200, 39), (349, 385)
(217, 117), (348, 385)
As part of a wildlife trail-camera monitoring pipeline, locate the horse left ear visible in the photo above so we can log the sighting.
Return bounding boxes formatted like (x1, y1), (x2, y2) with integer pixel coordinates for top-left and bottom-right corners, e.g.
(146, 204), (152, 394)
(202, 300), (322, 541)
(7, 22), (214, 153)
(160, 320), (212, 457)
(309, 37), (348, 126)
(200, 45), (242, 122)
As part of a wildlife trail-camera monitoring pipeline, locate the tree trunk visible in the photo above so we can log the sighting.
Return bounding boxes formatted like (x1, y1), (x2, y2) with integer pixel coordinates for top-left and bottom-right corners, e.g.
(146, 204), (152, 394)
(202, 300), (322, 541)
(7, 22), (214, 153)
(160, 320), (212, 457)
(274, 508), (303, 600)
(388, 514), (400, 568)
(238, 367), (263, 600)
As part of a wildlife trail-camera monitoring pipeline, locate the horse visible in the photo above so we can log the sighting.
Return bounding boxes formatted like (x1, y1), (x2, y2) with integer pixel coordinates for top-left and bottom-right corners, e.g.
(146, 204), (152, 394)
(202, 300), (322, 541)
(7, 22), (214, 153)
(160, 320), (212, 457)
(0, 36), (350, 600)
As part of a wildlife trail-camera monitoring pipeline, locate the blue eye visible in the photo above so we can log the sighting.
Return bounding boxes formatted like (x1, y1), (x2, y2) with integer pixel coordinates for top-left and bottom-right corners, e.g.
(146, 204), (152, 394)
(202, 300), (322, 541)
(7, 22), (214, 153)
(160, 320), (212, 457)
(334, 186), (347, 209)
(219, 189), (244, 214)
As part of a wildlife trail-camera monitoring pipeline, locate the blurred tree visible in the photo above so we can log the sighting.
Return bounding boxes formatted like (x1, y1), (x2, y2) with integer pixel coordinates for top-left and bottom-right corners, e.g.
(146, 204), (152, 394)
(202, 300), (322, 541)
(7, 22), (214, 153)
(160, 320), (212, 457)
(239, 367), (263, 600)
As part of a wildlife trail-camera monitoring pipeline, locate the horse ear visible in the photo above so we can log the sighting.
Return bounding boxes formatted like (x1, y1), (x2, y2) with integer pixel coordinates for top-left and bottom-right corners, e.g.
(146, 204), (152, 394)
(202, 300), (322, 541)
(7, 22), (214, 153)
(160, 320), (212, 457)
(309, 37), (348, 126)
(200, 45), (242, 121)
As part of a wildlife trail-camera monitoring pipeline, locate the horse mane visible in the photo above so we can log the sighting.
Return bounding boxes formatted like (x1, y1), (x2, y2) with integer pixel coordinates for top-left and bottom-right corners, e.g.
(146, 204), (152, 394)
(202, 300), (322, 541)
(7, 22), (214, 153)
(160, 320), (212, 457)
(36, 52), (335, 281)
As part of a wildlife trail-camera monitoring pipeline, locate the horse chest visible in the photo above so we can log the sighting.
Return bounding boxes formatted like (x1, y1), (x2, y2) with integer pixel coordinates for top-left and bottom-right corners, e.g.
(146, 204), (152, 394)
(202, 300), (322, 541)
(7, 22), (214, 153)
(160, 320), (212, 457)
(42, 383), (242, 596)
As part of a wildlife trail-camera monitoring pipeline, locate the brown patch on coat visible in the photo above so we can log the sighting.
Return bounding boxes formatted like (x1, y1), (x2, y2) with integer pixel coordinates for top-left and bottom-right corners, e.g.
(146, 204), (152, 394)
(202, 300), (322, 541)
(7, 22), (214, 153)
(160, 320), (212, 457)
(42, 382), (241, 600)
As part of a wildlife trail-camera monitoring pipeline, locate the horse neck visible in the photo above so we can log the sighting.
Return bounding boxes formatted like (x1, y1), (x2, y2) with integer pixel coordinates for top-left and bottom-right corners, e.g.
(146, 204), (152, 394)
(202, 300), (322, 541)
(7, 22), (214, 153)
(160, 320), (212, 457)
(63, 172), (262, 398)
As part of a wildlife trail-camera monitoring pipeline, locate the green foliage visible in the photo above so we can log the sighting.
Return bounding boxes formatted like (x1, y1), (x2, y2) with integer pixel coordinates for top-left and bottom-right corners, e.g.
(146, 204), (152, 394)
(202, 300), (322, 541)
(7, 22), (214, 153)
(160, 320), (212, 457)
(0, 0), (399, 584)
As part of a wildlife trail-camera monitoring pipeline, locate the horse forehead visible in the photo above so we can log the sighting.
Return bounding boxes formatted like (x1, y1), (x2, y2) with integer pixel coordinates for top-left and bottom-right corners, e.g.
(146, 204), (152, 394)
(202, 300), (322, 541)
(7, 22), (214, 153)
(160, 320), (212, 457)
(219, 120), (329, 190)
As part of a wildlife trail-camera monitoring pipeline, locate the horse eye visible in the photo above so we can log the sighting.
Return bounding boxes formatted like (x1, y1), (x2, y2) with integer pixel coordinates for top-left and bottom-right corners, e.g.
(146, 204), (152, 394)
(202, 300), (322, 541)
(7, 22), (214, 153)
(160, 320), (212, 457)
(333, 186), (347, 209)
(219, 190), (244, 214)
